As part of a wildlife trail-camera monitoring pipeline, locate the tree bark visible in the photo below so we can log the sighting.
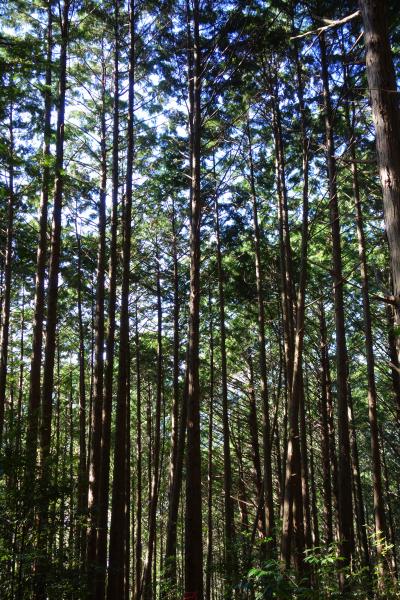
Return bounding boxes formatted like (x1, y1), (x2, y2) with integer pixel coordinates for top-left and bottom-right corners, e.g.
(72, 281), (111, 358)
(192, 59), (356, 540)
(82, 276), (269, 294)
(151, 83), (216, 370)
(359, 0), (400, 359)
(86, 51), (107, 593)
(35, 4), (70, 596)
(214, 173), (236, 595)
(0, 95), (14, 446)
(247, 119), (275, 554)
(24, 0), (52, 479)
(106, 2), (134, 596)
(96, 4), (120, 596)
(184, 0), (204, 596)
(319, 32), (354, 582)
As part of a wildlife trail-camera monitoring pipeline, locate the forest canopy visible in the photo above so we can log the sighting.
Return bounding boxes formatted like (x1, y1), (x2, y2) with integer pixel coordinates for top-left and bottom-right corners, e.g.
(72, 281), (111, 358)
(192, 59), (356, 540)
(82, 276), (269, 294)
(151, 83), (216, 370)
(0, 0), (400, 598)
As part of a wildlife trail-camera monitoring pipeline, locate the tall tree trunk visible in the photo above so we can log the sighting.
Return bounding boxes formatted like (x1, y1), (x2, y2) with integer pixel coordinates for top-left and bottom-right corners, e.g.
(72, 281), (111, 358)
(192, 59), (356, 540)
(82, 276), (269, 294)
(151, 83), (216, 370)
(86, 51), (107, 592)
(318, 303), (333, 546)
(75, 215), (88, 570)
(347, 388), (371, 574)
(184, 0), (204, 596)
(344, 82), (388, 576)
(163, 199), (182, 594)
(247, 352), (266, 539)
(205, 292), (214, 600)
(96, 4), (120, 596)
(135, 308), (143, 599)
(319, 301), (340, 541)
(280, 32), (311, 568)
(387, 303), (400, 423)
(247, 120), (275, 554)
(214, 175), (236, 595)
(107, 2), (134, 596)
(35, 4), (70, 596)
(0, 96), (14, 445)
(359, 0), (400, 358)
(24, 0), (52, 479)
(142, 259), (162, 600)
(319, 32), (354, 583)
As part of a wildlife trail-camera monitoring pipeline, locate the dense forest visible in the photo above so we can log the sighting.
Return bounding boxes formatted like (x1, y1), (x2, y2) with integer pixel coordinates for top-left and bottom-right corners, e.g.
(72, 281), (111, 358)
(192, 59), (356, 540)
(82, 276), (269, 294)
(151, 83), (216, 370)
(0, 0), (400, 598)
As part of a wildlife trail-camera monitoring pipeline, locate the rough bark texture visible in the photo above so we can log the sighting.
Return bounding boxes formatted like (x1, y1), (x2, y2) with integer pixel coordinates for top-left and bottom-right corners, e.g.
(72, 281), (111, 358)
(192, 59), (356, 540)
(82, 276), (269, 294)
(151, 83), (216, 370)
(359, 0), (400, 356)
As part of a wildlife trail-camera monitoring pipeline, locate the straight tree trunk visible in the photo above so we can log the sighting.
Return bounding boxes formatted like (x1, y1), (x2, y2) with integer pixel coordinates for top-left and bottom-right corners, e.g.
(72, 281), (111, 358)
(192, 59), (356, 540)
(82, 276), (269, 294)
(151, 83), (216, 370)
(247, 120), (275, 553)
(214, 177), (236, 595)
(347, 388), (371, 574)
(106, 2), (134, 596)
(74, 216), (88, 569)
(86, 53), (107, 588)
(184, 0), (204, 596)
(205, 292), (214, 600)
(35, 4), (70, 596)
(344, 83), (388, 576)
(318, 303), (333, 546)
(163, 199), (182, 594)
(24, 0), (52, 479)
(0, 97), (14, 445)
(359, 0), (400, 357)
(142, 260), (162, 600)
(96, 5), (120, 596)
(247, 352), (266, 539)
(135, 309), (143, 599)
(319, 32), (354, 582)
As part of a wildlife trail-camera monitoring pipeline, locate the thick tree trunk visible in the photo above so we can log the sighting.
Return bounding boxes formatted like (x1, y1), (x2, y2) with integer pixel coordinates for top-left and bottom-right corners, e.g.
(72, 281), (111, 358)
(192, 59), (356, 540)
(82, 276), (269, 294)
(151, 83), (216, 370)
(359, 0), (400, 357)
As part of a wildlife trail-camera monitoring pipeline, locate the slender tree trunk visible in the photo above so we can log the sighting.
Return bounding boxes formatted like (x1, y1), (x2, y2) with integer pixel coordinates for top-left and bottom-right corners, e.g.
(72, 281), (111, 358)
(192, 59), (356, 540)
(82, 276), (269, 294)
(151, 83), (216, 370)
(0, 97), (14, 445)
(318, 303), (333, 546)
(107, 2), (134, 596)
(214, 174), (236, 595)
(35, 4), (70, 596)
(205, 292), (214, 600)
(25, 0), (52, 478)
(247, 352), (265, 539)
(319, 32), (354, 583)
(142, 260), (162, 600)
(86, 53), (107, 591)
(387, 303), (400, 423)
(96, 5), (120, 596)
(347, 387), (371, 578)
(184, 0), (204, 596)
(344, 85), (388, 576)
(134, 307), (143, 599)
(75, 216), (88, 570)
(319, 302), (340, 541)
(247, 120), (275, 554)
(163, 199), (182, 594)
